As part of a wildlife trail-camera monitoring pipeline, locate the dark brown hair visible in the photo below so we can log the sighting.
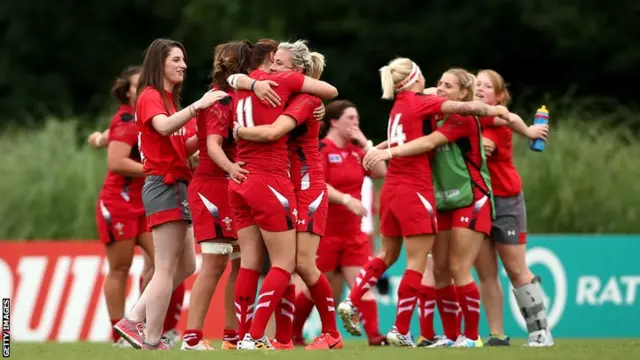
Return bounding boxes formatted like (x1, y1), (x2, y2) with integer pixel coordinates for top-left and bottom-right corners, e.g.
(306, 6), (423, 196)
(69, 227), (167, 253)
(320, 100), (357, 138)
(212, 40), (254, 91)
(111, 66), (141, 105)
(250, 38), (279, 70)
(137, 38), (187, 111)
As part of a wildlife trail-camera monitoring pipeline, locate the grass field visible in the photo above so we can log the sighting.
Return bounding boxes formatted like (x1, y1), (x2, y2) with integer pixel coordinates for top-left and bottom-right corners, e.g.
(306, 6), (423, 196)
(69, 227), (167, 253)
(9, 340), (640, 360)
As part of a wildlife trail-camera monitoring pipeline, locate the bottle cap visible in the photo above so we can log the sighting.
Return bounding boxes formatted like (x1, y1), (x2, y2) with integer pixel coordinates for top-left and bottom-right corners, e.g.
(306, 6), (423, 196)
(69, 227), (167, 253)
(537, 105), (549, 114)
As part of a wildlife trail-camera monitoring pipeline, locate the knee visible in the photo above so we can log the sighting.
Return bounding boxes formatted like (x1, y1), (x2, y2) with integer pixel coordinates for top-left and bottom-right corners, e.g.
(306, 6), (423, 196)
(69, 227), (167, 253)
(108, 260), (132, 278)
(448, 257), (467, 278)
(184, 262), (196, 278)
(201, 256), (228, 279)
(295, 253), (319, 280)
(379, 248), (400, 267)
(432, 260), (451, 283)
(476, 261), (499, 283)
(503, 260), (533, 287)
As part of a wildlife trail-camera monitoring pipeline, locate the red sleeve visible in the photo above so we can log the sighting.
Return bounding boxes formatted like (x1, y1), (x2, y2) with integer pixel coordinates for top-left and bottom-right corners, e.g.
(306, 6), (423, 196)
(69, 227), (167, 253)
(109, 112), (137, 146)
(482, 126), (500, 144)
(479, 116), (496, 129)
(416, 94), (447, 117)
(274, 71), (305, 93)
(283, 95), (320, 125)
(137, 89), (168, 124)
(205, 102), (233, 138)
(437, 115), (473, 143)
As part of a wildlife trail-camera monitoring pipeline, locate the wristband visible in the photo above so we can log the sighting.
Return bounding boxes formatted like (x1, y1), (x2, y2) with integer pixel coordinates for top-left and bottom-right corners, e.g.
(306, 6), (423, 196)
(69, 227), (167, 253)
(233, 127), (240, 140)
(386, 148), (393, 159)
(250, 80), (257, 92)
(342, 194), (351, 205)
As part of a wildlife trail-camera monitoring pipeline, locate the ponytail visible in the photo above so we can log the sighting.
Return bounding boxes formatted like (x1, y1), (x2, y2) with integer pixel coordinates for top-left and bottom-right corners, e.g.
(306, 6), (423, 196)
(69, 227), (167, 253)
(307, 52), (326, 79)
(380, 65), (395, 100)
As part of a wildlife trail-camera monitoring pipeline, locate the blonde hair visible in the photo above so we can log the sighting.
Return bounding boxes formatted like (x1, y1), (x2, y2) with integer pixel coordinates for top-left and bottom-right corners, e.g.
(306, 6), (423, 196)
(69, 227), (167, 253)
(307, 52), (325, 79)
(478, 69), (511, 106)
(379, 57), (420, 100)
(278, 40), (313, 74)
(444, 68), (476, 102)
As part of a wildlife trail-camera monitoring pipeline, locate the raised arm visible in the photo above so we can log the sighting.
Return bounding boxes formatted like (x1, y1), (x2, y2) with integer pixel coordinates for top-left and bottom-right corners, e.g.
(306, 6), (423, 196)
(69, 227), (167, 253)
(390, 131), (450, 158)
(489, 112), (549, 140)
(362, 132), (450, 170)
(236, 115), (297, 143)
(300, 77), (338, 100)
(441, 100), (509, 119)
(151, 90), (229, 136)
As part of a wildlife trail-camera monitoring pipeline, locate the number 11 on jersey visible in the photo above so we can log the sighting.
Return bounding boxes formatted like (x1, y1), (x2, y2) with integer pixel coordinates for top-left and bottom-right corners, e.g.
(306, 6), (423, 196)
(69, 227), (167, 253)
(236, 97), (255, 127)
(388, 113), (406, 145)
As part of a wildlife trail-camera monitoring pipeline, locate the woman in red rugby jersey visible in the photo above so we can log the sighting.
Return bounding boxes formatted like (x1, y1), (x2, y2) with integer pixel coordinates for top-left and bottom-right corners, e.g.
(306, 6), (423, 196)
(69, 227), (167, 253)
(180, 40), (254, 351)
(225, 39), (339, 350)
(113, 38), (230, 350)
(473, 69), (553, 347)
(92, 65), (152, 349)
(233, 44), (347, 350)
(88, 73), (195, 349)
(293, 99), (389, 346)
(89, 128), (192, 349)
(341, 58), (510, 348)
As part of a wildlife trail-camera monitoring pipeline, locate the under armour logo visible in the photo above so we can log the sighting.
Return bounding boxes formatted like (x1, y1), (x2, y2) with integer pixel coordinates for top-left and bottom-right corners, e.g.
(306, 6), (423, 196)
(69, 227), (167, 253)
(460, 216), (469, 222)
(297, 219), (306, 225)
(507, 230), (516, 236)
(292, 209), (298, 219)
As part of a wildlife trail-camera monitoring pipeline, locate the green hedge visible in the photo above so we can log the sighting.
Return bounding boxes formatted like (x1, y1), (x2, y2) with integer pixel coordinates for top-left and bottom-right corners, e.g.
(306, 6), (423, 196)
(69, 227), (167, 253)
(1, 117), (638, 240)
(513, 119), (640, 233)
(0, 119), (106, 240)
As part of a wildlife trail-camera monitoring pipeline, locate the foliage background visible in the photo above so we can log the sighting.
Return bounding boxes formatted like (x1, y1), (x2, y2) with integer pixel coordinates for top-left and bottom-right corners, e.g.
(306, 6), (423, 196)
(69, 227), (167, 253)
(1, 0), (639, 238)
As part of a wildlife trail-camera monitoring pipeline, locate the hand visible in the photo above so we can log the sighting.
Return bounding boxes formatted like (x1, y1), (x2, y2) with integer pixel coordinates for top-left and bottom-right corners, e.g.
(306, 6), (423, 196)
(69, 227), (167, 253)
(188, 151), (200, 169)
(345, 197), (368, 217)
(525, 124), (549, 141)
(363, 148), (391, 170)
(233, 121), (243, 141)
(495, 105), (511, 121)
(348, 126), (368, 148)
(227, 161), (249, 184)
(87, 132), (105, 148)
(482, 137), (496, 157)
(253, 80), (281, 107)
(197, 90), (230, 110)
(313, 103), (325, 121)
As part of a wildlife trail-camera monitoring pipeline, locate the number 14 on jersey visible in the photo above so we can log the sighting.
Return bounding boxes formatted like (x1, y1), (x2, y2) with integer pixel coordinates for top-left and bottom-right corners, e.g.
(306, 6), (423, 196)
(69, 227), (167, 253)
(388, 113), (406, 145)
